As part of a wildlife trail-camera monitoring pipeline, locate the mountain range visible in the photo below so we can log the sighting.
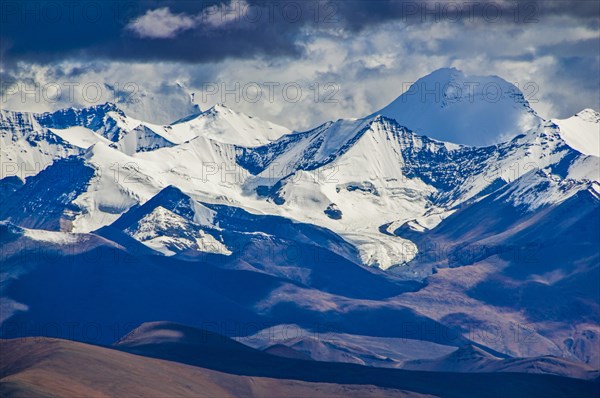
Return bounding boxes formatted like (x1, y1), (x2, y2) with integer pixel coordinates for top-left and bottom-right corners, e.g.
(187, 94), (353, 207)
(1, 67), (599, 396)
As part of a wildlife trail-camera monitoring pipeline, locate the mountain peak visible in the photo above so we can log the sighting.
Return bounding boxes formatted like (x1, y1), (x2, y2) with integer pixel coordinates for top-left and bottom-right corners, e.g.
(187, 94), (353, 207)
(211, 103), (230, 111)
(553, 108), (600, 157)
(167, 102), (291, 147)
(65, 101), (124, 117)
(96, 101), (121, 112)
(574, 108), (600, 123)
(35, 102), (127, 135)
(375, 67), (542, 146)
(158, 184), (187, 197)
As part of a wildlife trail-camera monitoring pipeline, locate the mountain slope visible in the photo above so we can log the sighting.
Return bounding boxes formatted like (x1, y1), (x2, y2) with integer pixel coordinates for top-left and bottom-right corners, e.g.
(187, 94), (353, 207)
(390, 178), (600, 365)
(403, 345), (599, 380)
(169, 103), (291, 147)
(0, 337), (418, 398)
(553, 109), (600, 157)
(0, 157), (96, 230)
(0, 102), (290, 183)
(238, 323), (456, 368)
(0, 109), (82, 180)
(104, 185), (412, 299)
(238, 115), (597, 269)
(107, 185), (229, 256)
(112, 321), (598, 398)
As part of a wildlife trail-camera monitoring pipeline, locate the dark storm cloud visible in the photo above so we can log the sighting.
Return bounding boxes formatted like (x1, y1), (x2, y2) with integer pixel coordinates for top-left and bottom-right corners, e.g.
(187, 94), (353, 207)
(537, 37), (600, 58)
(334, 0), (600, 29)
(1, 0), (597, 66)
(0, 0), (303, 64)
(547, 54), (600, 112)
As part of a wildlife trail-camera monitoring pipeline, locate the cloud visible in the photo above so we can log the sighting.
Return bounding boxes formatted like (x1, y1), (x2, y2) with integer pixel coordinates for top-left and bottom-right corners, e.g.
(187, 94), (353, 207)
(126, 8), (196, 39)
(1, 1), (597, 65)
(0, 61), (203, 124)
(125, 1), (256, 40)
(1, 2), (598, 128)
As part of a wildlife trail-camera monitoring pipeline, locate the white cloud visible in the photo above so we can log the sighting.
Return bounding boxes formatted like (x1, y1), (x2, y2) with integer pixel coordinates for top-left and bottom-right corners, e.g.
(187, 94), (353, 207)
(125, 1), (252, 39)
(0, 62), (203, 124)
(126, 8), (196, 39)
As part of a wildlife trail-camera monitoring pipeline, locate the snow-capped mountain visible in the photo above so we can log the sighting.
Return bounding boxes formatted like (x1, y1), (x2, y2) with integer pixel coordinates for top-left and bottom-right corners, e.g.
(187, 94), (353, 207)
(237, 114), (598, 269)
(2, 87), (598, 269)
(375, 68), (542, 146)
(170, 103), (291, 147)
(0, 103), (290, 179)
(553, 108), (600, 157)
(0, 109), (83, 180)
(107, 185), (230, 257)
